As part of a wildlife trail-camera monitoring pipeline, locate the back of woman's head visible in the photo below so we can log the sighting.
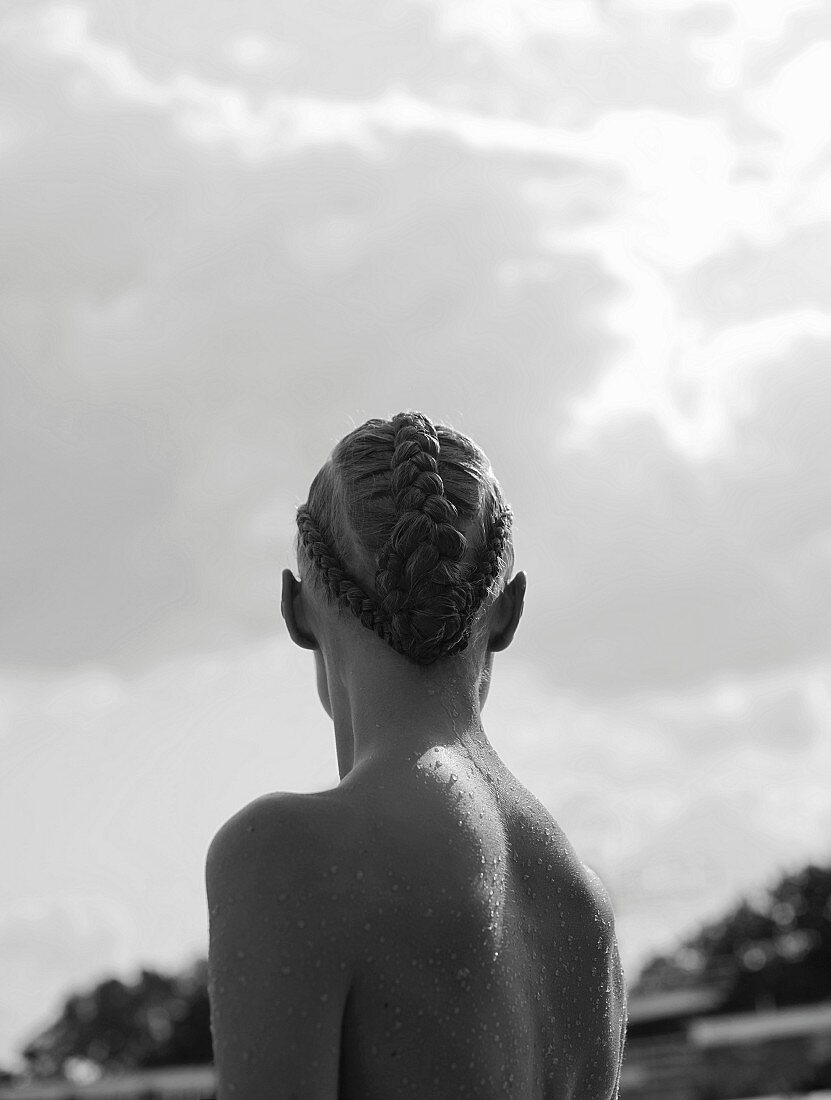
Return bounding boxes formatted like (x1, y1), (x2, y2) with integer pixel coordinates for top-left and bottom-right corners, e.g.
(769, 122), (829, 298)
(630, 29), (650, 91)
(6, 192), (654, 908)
(295, 411), (514, 666)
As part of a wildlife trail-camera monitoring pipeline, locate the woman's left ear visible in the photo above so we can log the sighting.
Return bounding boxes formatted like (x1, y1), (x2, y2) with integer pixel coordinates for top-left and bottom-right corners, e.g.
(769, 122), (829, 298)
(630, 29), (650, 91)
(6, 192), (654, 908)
(488, 571), (526, 653)
(281, 569), (318, 651)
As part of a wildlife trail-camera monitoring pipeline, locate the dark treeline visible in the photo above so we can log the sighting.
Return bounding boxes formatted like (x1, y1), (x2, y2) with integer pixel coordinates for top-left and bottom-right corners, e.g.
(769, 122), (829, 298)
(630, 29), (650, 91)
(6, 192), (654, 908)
(634, 861), (831, 1012)
(19, 961), (212, 1081)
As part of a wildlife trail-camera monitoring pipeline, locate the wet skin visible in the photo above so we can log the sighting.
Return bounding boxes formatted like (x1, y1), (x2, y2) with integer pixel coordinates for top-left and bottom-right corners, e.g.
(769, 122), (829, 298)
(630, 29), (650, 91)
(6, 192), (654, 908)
(207, 564), (627, 1097)
(325, 738), (628, 1099)
(208, 738), (628, 1099)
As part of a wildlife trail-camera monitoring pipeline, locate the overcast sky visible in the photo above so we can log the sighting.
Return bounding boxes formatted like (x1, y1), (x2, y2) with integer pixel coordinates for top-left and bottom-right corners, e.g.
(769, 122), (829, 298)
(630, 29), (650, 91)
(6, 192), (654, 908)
(2, 0), (831, 1072)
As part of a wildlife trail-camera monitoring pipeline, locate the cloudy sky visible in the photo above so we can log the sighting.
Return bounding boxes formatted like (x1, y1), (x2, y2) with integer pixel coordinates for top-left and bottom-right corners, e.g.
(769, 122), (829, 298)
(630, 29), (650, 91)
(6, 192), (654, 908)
(2, 0), (831, 1071)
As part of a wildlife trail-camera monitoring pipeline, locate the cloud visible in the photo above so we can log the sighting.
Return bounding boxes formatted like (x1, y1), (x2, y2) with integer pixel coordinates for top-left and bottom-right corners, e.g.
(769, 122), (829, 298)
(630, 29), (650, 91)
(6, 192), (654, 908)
(746, 38), (831, 177)
(1, 0), (829, 702)
(684, 0), (826, 90)
(6, 5), (623, 164)
(413, 0), (608, 51)
(685, 227), (831, 327)
(0, 3), (622, 674)
(516, 355), (831, 696)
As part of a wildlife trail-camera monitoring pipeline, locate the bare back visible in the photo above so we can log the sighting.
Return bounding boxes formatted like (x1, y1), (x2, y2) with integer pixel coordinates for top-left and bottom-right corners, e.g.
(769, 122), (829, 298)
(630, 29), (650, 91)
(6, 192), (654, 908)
(321, 743), (628, 1099)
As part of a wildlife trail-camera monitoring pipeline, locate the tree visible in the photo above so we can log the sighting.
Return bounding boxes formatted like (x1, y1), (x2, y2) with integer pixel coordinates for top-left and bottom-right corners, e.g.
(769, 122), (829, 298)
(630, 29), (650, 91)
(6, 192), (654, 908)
(631, 862), (831, 1012)
(139, 961), (213, 1069)
(21, 959), (212, 1079)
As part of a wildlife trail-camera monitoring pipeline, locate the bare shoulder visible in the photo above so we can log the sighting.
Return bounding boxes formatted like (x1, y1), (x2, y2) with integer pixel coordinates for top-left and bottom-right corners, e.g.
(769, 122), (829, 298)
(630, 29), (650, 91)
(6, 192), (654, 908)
(206, 789), (359, 890)
(205, 793), (364, 1099)
(208, 789), (333, 840)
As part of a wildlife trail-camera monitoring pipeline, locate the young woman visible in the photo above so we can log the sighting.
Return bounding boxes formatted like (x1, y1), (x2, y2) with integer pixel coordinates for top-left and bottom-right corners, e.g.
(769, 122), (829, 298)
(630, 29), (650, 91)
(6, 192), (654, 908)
(206, 411), (628, 1098)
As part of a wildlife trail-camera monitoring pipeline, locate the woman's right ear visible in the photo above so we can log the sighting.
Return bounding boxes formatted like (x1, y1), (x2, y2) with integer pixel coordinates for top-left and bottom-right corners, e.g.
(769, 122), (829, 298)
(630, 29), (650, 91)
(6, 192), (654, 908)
(281, 568), (318, 651)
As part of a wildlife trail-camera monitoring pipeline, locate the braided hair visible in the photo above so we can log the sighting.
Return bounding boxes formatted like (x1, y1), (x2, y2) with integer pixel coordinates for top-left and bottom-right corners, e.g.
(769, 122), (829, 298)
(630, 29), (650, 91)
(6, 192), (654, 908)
(295, 411), (514, 666)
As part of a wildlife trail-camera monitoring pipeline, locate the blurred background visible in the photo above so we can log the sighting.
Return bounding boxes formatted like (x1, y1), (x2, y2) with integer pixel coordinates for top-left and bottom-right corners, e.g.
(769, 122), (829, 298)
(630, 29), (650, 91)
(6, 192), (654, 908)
(1, 0), (830, 1096)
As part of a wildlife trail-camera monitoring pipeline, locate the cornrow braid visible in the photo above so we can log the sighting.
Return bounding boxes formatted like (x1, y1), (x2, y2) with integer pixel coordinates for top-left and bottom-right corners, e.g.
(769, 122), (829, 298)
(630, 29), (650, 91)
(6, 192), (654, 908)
(374, 412), (474, 663)
(469, 498), (513, 609)
(296, 411), (513, 665)
(295, 505), (394, 646)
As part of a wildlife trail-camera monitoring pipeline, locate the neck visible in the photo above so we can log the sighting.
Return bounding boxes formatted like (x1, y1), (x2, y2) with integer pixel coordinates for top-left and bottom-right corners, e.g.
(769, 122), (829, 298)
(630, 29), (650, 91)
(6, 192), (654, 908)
(329, 647), (495, 781)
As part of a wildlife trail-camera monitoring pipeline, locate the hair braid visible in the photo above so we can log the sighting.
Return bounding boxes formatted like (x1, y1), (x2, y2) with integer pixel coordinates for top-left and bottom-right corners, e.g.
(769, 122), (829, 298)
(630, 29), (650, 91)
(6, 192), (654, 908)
(468, 500), (514, 608)
(295, 507), (393, 645)
(295, 411), (514, 665)
(373, 411), (475, 663)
